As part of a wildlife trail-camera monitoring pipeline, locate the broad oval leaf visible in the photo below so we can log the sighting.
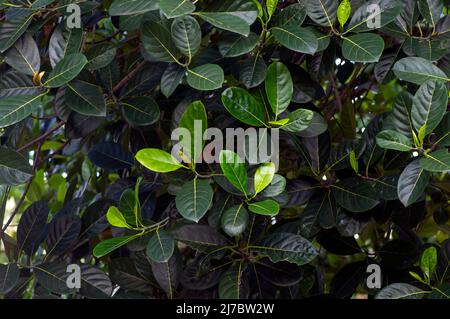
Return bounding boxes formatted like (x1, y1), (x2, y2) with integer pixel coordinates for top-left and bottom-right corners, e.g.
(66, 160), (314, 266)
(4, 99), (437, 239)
(146, 230), (175, 263)
(221, 204), (249, 237)
(0, 94), (42, 128)
(178, 100), (207, 163)
(44, 53), (88, 88)
(398, 159), (430, 207)
(218, 262), (249, 299)
(121, 96), (160, 127)
(342, 33), (384, 63)
(239, 55), (267, 89)
(411, 80), (448, 135)
(141, 21), (181, 63)
(4, 33), (40, 76)
(331, 178), (379, 212)
(17, 200), (49, 255)
(376, 130), (412, 151)
(136, 148), (184, 173)
(186, 64), (224, 91)
(305, 0), (338, 27)
(171, 15), (201, 60)
(48, 24), (83, 68)
(254, 162), (276, 195)
(172, 224), (227, 253)
(45, 214), (81, 257)
(88, 142), (134, 170)
(265, 62), (293, 116)
(65, 80), (106, 117)
(251, 232), (318, 266)
(271, 26), (318, 54)
(34, 261), (72, 294)
(219, 150), (248, 195)
(221, 87), (266, 127)
(160, 0), (195, 19)
(218, 33), (259, 58)
(375, 283), (428, 299)
(0, 8), (33, 53)
(0, 147), (33, 185)
(93, 235), (136, 258)
(107, 206), (131, 229)
(0, 263), (20, 294)
(419, 149), (450, 172)
(248, 200), (280, 217)
(175, 179), (214, 222)
(346, 0), (401, 33)
(281, 109), (314, 132)
(393, 57), (450, 84)
(109, 0), (159, 16)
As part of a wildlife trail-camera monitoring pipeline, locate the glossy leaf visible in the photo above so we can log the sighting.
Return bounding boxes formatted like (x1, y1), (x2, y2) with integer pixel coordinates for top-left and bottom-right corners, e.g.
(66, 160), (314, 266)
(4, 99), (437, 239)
(175, 179), (214, 222)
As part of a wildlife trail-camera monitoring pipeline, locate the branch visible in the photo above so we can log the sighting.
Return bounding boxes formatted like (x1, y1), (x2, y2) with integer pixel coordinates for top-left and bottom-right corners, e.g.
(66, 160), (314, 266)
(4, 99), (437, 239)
(112, 60), (147, 94)
(17, 121), (65, 153)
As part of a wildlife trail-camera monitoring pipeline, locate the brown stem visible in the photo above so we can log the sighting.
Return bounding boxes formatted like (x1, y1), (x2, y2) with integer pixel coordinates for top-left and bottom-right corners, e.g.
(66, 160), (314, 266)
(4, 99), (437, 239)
(17, 121), (65, 153)
(112, 60), (147, 94)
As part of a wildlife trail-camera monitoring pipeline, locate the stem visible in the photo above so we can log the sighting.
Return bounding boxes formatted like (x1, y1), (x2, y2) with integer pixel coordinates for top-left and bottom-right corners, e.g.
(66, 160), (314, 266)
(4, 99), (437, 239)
(112, 60), (147, 94)
(17, 121), (65, 153)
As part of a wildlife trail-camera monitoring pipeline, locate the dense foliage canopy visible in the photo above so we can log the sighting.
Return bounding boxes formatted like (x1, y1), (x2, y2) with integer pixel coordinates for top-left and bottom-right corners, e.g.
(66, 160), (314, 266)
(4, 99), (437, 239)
(0, 0), (449, 300)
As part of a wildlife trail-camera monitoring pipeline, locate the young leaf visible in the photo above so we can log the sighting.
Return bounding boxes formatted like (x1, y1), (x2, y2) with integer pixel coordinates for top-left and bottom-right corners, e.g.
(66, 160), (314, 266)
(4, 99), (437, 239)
(421, 246), (437, 283)
(337, 0), (351, 27)
(136, 148), (185, 173)
(106, 206), (131, 229)
(93, 235), (137, 258)
(254, 162), (276, 195)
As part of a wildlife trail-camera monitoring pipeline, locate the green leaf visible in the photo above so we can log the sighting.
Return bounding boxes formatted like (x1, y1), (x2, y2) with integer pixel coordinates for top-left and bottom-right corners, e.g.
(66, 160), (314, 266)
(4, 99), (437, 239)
(254, 162), (276, 195)
(178, 100), (207, 163)
(418, 0), (443, 29)
(221, 87), (266, 127)
(146, 230), (174, 263)
(175, 179), (214, 222)
(106, 206), (131, 229)
(221, 204), (249, 237)
(186, 64), (224, 91)
(331, 178), (379, 212)
(85, 43), (117, 71)
(119, 188), (140, 226)
(391, 92), (414, 139)
(219, 150), (248, 196)
(0, 94), (42, 128)
(305, 0), (338, 27)
(421, 246), (438, 282)
(0, 71), (43, 98)
(435, 113), (450, 146)
(393, 57), (450, 85)
(160, 0), (195, 19)
(376, 130), (412, 151)
(398, 159), (430, 207)
(48, 24), (83, 68)
(239, 55), (267, 89)
(337, 0), (351, 27)
(272, 3), (307, 28)
(271, 26), (318, 54)
(34, 262), (71, 294)
(171, 15), (201, 60)
(280, 109), (314, 132)
(0, 263), (20, 294)
(121, 96), (160, 127)
(109, 0), (159, 16)
(349, 150), (358, 173)
(4, 33), (40, 76)
(65, 80), (106, 117)
(375, 283), (428, 299)
(135, 148), (185, 173)
(420, 150), (450, 172)
(141, 21), (181, 63)
(217, 32), (259, 58)
(93, 235), (137, 258)
(0, 9), (33, 53)
(342, 33), (384, 63)
(266, 0), (278, 20)
(172, 224), (227, 253)
(248, 199), (279, 216)
(411, 80), (448, 135)
(196, 12), (250, 36)
(161, 64), (185, 98)
(44, 53), (87, 88)
(218, 262), (248, 299)
(251, 232), (318, 266)
(265, 62), (293, 117)
(346, 0), (401, 33)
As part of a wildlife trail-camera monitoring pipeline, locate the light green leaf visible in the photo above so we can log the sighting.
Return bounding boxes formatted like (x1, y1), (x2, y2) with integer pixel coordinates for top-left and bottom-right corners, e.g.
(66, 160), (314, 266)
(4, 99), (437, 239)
(135, 148), (185, 173)
(254, 162), (276, 195)
(337, 0), (351, 27)
(93, 235), (137, 258)
(106, 206), (131, 229)
(421, 246), (437, 282)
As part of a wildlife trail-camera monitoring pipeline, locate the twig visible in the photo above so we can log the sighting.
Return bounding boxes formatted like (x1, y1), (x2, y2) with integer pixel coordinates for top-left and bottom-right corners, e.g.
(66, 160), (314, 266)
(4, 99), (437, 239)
(112, 60), (147, 94)
(17, 121), (65, 153)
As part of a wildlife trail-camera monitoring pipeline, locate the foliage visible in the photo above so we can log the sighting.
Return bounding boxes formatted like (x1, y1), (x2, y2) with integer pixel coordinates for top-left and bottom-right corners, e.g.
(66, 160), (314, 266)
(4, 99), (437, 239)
(0, 0), (449, 300)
